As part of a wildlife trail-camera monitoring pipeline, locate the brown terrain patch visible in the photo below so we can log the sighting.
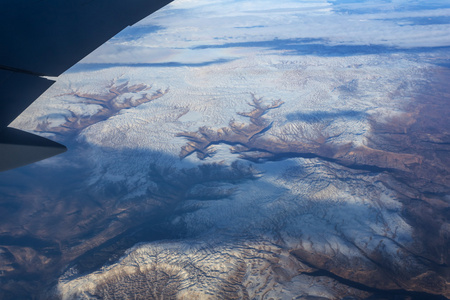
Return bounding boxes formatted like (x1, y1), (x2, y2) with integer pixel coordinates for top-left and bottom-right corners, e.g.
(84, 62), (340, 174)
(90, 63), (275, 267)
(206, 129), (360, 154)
(367, 67), (450, 296)
(177, 94), (422, 173)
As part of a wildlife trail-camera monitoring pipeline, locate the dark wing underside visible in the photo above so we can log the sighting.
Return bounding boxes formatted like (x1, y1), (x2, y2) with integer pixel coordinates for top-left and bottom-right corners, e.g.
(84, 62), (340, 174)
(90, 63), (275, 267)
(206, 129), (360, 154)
(0, 0), (174, 172)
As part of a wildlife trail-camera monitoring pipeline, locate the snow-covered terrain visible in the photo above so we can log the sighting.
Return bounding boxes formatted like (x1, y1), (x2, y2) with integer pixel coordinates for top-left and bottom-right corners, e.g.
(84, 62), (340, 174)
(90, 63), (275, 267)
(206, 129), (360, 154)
(4, 0), (450, 299)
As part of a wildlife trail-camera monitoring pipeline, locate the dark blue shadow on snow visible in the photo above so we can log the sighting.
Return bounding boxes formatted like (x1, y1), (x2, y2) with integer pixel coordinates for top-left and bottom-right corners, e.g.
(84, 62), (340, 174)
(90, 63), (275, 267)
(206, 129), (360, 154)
(286, 110), (367, 123)
(192, 38), (450, 57)
(331, 0), (450, 14)
(378, 16), (450, 26)
(67, 58), (235, 73)
(193, 38), (323, 50)
(234, 25), (266, 29)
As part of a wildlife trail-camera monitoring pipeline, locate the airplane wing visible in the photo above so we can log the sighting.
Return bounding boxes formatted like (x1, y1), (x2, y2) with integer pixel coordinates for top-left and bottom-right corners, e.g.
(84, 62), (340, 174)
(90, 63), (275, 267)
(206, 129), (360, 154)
(0, 0), (174, 172)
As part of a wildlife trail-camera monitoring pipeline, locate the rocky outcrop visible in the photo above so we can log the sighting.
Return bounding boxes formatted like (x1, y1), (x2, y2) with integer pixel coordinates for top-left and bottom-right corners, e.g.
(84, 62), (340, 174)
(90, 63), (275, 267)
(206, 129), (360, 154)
(177, 94), (422, 174)
(36, 81), (168, 139)
(57, 241), (372, 300)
